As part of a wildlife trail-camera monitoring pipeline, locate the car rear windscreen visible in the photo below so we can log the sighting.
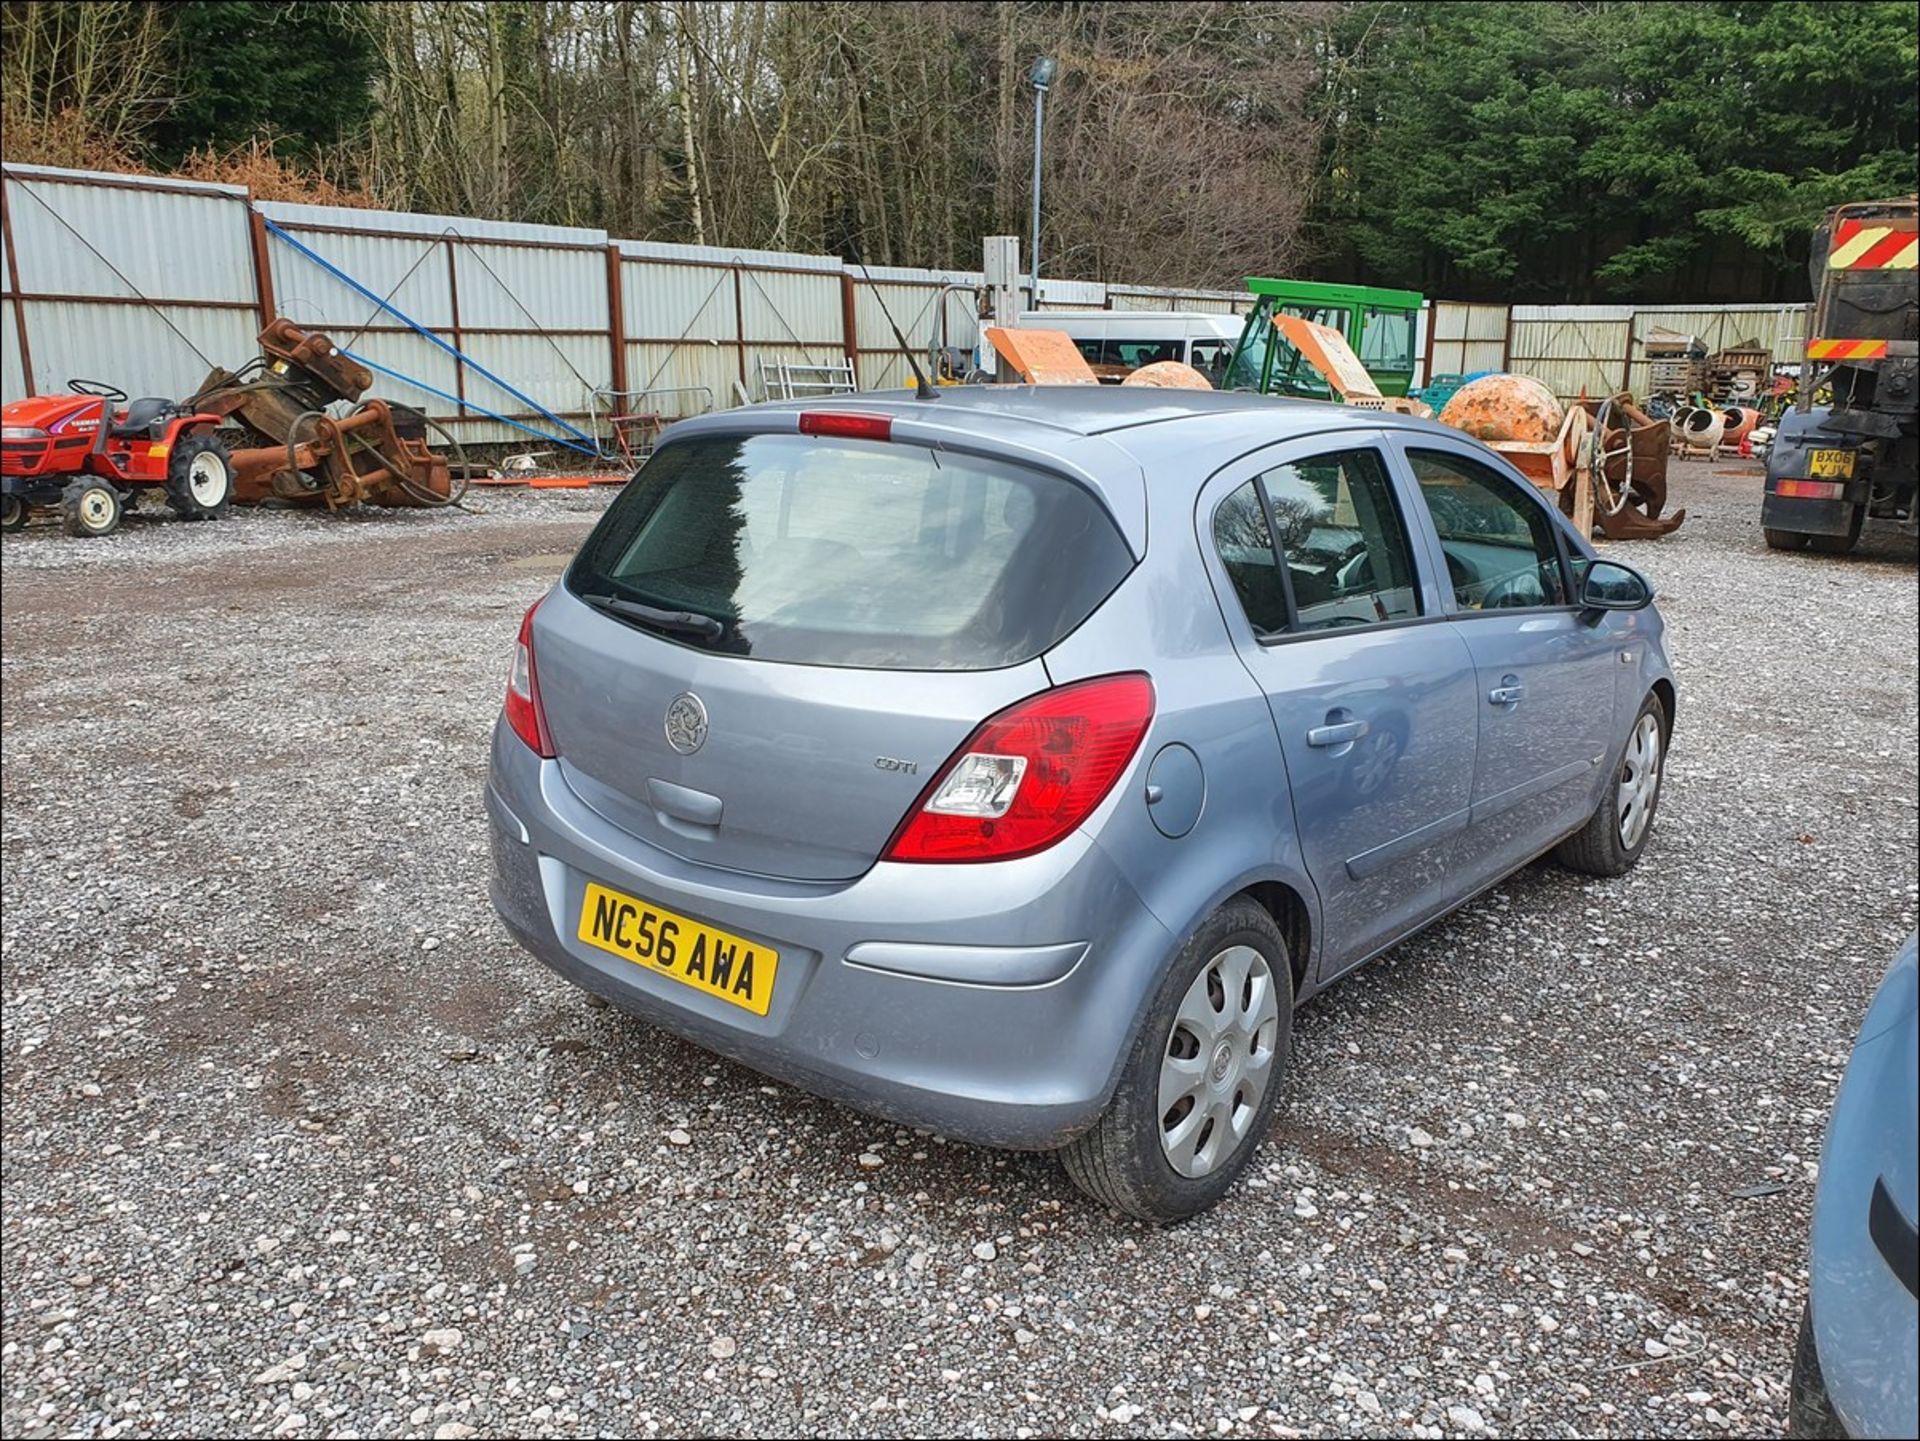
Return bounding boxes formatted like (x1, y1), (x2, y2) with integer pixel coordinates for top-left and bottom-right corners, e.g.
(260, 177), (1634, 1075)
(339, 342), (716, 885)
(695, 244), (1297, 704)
(567, 433), (1133, 670)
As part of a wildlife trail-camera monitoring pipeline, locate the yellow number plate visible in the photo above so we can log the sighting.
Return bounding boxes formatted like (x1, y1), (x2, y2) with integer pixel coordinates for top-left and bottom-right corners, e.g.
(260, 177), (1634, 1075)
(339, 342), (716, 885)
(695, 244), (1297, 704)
(1809, 449), (1855, 478)
(577, 882), (777, 1016)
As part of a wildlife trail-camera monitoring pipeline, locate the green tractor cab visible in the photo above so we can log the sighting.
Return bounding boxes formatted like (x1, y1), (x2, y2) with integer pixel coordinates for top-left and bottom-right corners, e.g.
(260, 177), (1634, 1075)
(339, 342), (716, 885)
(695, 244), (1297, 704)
(1225, 277), (1424, 400)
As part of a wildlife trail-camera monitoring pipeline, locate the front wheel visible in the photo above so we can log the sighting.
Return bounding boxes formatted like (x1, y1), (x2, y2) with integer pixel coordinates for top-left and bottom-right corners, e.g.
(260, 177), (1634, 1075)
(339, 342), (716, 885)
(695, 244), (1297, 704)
(1, 494), (26, 532)
(60, 479), (123, 538)
(1554, 692), (1667, 877)
(1060, 898), (1293, 1221)
(1788, 1304), (1846, 1438)
(165, 432), (234, 519)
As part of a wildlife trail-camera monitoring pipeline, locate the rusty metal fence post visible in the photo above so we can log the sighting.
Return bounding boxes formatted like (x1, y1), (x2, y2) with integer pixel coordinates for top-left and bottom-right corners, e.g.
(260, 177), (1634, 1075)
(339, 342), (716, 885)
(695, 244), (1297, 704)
(444, 239), (467, 419)
(247, 204), (277, 328)
(840, 271), (860, 381)
(605, 245), (628, 399)
(0, 178), (34, 393)
(731, 266), (748, 389)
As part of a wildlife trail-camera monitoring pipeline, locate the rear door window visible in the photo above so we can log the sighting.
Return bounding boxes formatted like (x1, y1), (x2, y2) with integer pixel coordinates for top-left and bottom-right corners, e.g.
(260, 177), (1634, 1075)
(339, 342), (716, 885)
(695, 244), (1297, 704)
(1211, 449), (1422, 637)
(1212, 481), (1288, 637)
(568, 433), (1133, 670)
(1260, 448), (1422, 632)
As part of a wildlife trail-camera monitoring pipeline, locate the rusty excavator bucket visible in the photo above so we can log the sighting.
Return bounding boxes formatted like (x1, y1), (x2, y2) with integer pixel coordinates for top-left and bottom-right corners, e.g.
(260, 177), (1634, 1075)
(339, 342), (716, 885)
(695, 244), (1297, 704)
(189, 318), (462, 510)
(1576, 395), (1686, 540)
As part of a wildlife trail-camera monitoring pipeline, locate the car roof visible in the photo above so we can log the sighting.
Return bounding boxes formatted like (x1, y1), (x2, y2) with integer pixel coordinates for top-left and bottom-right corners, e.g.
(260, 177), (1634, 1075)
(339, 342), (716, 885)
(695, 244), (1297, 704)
(749, 384), (1399, 440)
(661, 384), (1546, 562)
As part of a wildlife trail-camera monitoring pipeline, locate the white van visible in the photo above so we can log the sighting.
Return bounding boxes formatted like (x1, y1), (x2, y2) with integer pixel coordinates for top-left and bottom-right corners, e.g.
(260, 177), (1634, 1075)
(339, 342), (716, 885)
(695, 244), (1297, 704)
(1013, 311), (1245, 386)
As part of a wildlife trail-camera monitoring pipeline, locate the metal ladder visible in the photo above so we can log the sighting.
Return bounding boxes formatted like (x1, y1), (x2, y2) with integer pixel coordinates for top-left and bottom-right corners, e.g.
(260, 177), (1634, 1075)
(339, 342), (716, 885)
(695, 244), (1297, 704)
(757, 359), (857, 402)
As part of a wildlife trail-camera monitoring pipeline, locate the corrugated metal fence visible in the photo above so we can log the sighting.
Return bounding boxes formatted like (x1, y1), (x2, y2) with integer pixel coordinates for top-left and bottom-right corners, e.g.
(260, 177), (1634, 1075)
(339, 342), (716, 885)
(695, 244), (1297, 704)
(0, 163), (1253, 447)
(3, 162), (1807, 446)
(1431, 300), (1808, 401)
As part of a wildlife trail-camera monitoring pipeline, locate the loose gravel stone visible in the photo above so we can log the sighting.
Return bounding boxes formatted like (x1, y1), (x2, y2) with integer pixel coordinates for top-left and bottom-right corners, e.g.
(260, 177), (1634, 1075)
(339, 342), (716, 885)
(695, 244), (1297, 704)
(2, 467), (1914, 1437)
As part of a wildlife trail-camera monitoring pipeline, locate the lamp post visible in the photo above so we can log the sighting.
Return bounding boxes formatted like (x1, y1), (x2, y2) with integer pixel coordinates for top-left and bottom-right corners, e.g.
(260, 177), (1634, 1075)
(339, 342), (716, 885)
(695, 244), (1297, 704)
(1028, 55), (1057, 312)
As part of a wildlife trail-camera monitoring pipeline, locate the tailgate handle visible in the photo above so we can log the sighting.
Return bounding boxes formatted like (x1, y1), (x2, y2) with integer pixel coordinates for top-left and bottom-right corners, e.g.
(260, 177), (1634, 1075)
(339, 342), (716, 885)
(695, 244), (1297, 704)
(646, 777), (722, 828)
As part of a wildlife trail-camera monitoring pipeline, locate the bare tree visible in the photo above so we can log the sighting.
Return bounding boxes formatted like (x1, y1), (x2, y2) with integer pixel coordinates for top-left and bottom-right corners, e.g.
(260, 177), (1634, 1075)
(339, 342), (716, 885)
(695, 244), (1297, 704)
(5, 0), (1342, 290)
(0, 0), (173, 165)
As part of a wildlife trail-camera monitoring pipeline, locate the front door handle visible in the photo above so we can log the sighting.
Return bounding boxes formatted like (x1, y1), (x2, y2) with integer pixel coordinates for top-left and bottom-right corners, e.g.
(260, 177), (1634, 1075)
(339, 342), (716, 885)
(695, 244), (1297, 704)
(1307, 718), (1370, 748)
(1487, 673), (1526, 707)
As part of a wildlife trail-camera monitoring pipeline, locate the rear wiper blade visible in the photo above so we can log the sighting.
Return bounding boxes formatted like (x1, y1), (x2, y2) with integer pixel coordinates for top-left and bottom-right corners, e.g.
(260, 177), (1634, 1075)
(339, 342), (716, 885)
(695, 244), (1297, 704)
(581, 592), (724, 641)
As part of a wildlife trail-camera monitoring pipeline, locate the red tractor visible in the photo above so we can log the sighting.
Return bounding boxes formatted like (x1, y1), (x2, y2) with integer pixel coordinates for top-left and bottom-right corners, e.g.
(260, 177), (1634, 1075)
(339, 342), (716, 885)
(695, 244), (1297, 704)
(2, 379), (235, 537)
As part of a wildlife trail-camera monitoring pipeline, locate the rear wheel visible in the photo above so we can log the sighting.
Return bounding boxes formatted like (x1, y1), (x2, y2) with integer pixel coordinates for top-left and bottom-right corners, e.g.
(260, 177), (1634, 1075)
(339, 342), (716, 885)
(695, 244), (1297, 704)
(60, 479), (123, 538)
(1060, 898), (1293, 1221)
(1807, 505), (1864, 555)
(1, 495), (25, 532)
(1554, 692), (1667, 877)
(1764, 527), (1809, 551)
(165, 433), (234, 519)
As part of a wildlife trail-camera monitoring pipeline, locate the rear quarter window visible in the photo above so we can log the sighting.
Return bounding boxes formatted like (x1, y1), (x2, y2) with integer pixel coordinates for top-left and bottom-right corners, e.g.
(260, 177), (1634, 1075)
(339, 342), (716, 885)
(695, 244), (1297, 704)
(568, 433), (1134, 670)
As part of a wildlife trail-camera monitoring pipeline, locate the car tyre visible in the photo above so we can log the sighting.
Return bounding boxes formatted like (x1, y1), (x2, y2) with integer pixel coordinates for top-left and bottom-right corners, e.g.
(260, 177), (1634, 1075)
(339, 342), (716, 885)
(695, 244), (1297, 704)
(1807, 505), (1864, 555)
(60, 479), (123, 538)
(165, 432), (234, 520)
(1554, 691), (1668, 877)
(1764, 527), (1810, 551)
(1060, 898), (1293, 1221)
(1, 494), (26, 532)
(1788, 1303), (1847, 1439)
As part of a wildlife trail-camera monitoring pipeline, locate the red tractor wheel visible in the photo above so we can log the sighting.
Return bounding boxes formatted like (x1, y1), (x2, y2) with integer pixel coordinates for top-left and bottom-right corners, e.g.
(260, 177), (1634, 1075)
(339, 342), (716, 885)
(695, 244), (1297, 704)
(165, 433), (234, 520)
(2, 495), (26, 532)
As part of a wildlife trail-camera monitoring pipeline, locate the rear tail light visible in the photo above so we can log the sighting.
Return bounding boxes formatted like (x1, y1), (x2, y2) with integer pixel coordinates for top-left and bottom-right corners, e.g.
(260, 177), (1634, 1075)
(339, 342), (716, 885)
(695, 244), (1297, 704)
(504, 600), (556, 757)
(798, 412), (893, 441)
(1773, 478), (1846, 500)
(884, 674), (1155, 863)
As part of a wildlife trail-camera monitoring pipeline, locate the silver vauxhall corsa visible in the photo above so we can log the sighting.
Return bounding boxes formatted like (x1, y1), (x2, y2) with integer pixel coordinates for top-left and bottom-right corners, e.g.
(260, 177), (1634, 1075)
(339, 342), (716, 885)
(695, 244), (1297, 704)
(487, 387), (1676, 1220)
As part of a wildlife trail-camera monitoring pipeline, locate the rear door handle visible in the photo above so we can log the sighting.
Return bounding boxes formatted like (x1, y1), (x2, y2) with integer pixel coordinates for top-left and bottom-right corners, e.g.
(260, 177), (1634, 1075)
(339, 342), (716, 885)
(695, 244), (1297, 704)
(1487, 674), (1526, 707)
(1307, 719), (1370, 748)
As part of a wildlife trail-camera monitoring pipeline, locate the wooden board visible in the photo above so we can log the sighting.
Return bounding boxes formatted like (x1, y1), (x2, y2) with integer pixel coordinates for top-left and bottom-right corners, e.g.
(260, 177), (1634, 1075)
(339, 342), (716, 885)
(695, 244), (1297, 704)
(983, 327), (1100, 385)
(1271, 314), (1382, 401)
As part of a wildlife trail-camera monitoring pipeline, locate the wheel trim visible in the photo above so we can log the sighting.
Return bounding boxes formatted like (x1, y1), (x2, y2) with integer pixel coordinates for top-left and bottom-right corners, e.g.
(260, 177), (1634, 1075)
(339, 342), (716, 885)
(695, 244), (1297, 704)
(1159, 944), (1281, 1179)
(78, 489), (116, 530)
(187, 452), (227, 505)
(1616, 712), (1662, 848)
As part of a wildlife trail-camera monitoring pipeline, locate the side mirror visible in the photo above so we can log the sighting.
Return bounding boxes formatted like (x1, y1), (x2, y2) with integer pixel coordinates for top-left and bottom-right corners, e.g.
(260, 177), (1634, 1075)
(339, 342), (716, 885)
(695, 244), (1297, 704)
(1579, 558), (1654, 611)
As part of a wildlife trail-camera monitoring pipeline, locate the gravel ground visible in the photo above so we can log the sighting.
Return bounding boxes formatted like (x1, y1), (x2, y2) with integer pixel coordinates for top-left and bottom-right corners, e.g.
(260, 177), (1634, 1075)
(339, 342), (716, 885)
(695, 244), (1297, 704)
(3, 462), (1915, 1440)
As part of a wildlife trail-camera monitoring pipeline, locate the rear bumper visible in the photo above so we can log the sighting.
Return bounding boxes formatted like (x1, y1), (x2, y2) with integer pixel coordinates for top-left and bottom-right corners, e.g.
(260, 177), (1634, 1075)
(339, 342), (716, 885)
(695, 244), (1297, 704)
(1761, 489), (1864, 537)
(1761, 469), (1871, 536)
(485, 720), (1176, 1149)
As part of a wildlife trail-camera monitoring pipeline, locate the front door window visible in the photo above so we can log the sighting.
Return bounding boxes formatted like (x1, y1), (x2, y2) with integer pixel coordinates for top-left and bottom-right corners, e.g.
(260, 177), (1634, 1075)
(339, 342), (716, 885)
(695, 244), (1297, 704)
(1406, 449), (1569, 611)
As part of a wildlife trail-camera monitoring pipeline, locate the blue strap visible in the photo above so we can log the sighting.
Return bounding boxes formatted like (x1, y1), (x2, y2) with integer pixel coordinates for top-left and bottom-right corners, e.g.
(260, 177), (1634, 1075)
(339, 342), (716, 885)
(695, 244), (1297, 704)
(345, 350), (597, 451)
(264, 218), (598, 453)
